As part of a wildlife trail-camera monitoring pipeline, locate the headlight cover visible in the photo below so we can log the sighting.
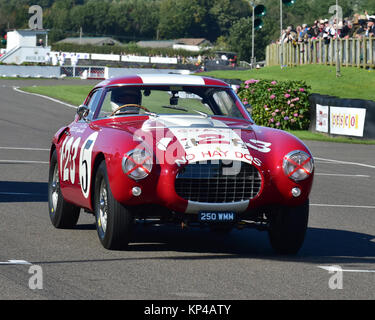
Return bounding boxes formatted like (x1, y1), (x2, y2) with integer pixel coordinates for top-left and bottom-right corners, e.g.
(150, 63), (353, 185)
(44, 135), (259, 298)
(283, 150), (314, 182)
(122, 148), (152, 181)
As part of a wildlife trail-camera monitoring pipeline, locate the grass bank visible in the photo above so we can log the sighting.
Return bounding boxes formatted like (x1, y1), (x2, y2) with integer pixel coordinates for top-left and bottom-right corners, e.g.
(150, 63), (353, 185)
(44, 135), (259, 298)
(202, 65), (375, 102)
(22, 85), (92, 106)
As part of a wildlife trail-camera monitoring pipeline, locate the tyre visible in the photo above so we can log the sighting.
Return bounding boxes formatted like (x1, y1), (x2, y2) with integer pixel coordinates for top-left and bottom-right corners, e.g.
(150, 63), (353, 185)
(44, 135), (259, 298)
(267, 200), (309, 255)
(48, 150), (80, 228)
(94, 161), (133, 250)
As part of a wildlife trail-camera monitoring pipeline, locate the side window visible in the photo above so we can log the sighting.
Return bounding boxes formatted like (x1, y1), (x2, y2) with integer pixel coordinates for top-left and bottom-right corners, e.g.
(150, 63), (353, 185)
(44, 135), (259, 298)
(86, 90), (102, 120)
(212, 90), (243, 119)
(98, 90), (113, 118)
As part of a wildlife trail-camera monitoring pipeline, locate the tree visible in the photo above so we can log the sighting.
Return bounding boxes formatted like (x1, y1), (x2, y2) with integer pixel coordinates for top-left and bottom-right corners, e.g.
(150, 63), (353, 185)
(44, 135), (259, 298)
(158, 0), (210, 39)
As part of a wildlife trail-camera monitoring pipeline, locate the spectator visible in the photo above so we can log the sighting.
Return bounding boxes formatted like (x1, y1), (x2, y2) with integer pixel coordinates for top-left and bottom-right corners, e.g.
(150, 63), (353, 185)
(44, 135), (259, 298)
(281, 26), (297, 44)
(71, 53), (79, 67)
(51, 53), (58, 66)
(275, 11), (373, 44)
(44, 52), (51, 65)
(59, 52), (65, 66)
(354, 16), (368, 38)
(340, 20), (353, 38)
(367, 15), (375, 37)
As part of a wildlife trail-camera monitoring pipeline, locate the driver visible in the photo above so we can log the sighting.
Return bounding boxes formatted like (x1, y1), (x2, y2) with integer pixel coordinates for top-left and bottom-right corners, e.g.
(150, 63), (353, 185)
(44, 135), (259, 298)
(110, 87), (142, 114)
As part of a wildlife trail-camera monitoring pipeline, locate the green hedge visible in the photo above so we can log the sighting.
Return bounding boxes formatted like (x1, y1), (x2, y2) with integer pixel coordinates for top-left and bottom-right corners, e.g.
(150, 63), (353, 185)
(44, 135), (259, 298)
(51, 43), (214, 59)
(237, 79), (311, 130)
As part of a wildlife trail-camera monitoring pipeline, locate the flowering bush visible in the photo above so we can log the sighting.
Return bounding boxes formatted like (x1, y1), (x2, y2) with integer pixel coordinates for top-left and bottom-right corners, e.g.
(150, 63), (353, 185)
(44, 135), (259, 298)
(237, 79), (311, 130)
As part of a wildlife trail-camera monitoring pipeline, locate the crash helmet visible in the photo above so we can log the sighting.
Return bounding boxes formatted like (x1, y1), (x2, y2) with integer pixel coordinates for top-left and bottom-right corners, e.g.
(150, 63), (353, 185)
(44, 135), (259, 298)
(110, 87), (142, 113)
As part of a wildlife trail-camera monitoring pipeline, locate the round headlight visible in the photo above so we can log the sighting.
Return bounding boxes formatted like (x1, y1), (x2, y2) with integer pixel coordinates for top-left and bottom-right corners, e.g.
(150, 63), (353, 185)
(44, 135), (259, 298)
(283, 150), (313, 182)
(122, 148), (152, 180)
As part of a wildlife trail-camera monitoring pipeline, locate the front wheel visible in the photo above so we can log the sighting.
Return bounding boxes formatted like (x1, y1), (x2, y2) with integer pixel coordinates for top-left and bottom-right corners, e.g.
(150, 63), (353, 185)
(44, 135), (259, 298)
(267, 200), (309, 255)
(94, 161), (133, 250)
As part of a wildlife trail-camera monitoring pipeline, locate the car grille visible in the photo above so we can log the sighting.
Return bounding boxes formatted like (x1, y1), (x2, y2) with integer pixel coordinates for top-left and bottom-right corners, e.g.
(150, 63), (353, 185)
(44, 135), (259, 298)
(175, 160), (262, 203)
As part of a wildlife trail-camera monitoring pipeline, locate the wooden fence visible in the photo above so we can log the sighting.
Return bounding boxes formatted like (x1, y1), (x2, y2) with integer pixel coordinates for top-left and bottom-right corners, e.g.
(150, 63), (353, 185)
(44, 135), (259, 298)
(266, 37), (375, 68)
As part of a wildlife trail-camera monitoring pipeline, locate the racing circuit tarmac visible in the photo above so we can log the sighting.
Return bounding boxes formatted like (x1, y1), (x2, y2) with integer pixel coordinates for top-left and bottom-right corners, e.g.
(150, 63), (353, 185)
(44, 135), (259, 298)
(0, 79), (374, 300)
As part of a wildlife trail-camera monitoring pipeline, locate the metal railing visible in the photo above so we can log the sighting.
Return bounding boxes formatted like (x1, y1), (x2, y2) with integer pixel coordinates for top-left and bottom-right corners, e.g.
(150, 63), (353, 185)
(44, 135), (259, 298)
(60, 66), (105, 79)
(266, 37), (375, 68)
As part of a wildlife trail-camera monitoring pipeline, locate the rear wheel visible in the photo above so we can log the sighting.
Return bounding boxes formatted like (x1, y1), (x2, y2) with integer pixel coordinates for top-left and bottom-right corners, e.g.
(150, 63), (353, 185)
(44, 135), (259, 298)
(94, 161), (133, 250)
(48, 150), (80, 228)
(267, 200), (309, 255)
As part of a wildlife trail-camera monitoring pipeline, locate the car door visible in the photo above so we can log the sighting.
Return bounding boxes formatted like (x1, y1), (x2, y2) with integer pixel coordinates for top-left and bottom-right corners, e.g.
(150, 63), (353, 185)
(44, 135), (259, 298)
(59, 89), (103, 208)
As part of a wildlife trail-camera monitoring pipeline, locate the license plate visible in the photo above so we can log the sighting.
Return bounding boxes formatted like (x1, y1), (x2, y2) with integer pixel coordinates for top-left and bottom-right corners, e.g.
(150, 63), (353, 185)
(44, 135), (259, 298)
(199, 212), (236, 223)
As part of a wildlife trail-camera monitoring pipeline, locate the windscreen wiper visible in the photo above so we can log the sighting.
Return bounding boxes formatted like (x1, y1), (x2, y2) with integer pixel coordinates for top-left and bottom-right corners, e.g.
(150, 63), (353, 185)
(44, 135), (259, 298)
(193, 110), (210, 118)
(162, 105), (188, 112)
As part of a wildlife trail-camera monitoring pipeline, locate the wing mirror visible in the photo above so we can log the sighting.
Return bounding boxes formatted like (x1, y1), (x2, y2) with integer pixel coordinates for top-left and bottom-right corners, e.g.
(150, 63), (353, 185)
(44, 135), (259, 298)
(77, 105), (90, 121)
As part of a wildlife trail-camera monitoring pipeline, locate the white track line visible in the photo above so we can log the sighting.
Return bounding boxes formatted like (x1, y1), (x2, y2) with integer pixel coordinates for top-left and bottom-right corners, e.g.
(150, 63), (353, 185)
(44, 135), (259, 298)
(13, 86), (77, 109)
(319, 266), (375, 273)
(315, 173), (370, 178)
(315, 157), (375, 169)
(0, 260), (31, 265)
(0, 192), (45, 196)
(0, 147), (49, 151)
(0, 160), (48, 164)
(310, 203), (375, 209)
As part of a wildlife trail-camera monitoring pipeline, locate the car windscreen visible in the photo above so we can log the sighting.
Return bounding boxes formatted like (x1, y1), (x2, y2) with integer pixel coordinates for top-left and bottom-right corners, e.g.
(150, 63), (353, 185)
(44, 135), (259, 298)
(96, 86), (246, 120)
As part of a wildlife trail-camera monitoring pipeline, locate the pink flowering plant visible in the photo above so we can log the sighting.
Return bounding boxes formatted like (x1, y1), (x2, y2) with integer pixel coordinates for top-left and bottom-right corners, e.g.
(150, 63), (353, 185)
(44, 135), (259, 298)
(237, 79), (311, 130)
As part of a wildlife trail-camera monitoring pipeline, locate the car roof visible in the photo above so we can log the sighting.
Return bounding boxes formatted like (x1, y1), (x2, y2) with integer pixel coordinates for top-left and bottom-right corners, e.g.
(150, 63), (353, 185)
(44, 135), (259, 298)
(94, 74), (230, 89)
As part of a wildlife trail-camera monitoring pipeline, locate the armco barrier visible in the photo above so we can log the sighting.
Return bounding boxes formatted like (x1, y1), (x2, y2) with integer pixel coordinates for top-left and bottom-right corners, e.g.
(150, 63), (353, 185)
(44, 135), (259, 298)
(309, 93), (375, 139)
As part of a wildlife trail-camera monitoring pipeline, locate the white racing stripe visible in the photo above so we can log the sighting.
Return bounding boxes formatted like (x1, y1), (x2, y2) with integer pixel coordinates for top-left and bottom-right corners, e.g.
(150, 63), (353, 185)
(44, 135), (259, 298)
(13, 86), (77, 109)
(139, 74), (205, 85)
(154, 115), (256, 165)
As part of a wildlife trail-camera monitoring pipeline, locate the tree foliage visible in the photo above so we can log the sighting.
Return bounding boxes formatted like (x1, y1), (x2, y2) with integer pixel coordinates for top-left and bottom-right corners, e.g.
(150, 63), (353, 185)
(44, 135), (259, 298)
(0, 0), (374, 61)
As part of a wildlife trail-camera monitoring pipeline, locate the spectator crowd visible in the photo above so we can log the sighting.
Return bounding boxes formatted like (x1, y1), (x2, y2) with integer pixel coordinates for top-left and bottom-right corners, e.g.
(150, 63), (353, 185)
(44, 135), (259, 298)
(279, 11), (375, 45)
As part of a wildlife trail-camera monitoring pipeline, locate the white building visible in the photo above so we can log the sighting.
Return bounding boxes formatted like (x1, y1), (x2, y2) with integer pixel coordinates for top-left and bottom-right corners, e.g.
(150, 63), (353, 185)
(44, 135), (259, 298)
(0, 29), (51, 65)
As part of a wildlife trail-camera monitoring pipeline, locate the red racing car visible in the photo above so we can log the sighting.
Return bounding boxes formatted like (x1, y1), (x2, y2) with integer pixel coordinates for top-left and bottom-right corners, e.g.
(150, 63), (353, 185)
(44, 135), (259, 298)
(48, 74), (314, 254)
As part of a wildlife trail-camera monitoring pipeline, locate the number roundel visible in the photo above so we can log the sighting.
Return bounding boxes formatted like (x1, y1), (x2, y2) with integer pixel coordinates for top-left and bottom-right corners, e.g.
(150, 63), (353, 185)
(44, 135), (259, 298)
(60, 132), (99, 199)
(60, 136), (81, 184)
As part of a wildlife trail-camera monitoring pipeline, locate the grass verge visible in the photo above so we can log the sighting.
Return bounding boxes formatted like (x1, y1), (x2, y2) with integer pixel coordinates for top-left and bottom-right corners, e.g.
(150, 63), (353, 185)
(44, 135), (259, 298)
(20, 84), (375, 144)
(21, 85), (92, 106)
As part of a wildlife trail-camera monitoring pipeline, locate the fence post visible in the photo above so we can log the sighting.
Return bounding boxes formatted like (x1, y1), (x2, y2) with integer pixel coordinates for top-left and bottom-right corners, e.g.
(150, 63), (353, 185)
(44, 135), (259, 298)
(345, 38), (349, 67)
(369, 37), (374, 68)
(275, 44), (279, 66)
(296, 42), (301, 65)
(351, 38), (356, 67)
(340, 38), (344, 66)
(312, 40), (317, 64)
(363, 37), (367, 69)
(357, 38), (361, 68)
(330, 40), (334, 66)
